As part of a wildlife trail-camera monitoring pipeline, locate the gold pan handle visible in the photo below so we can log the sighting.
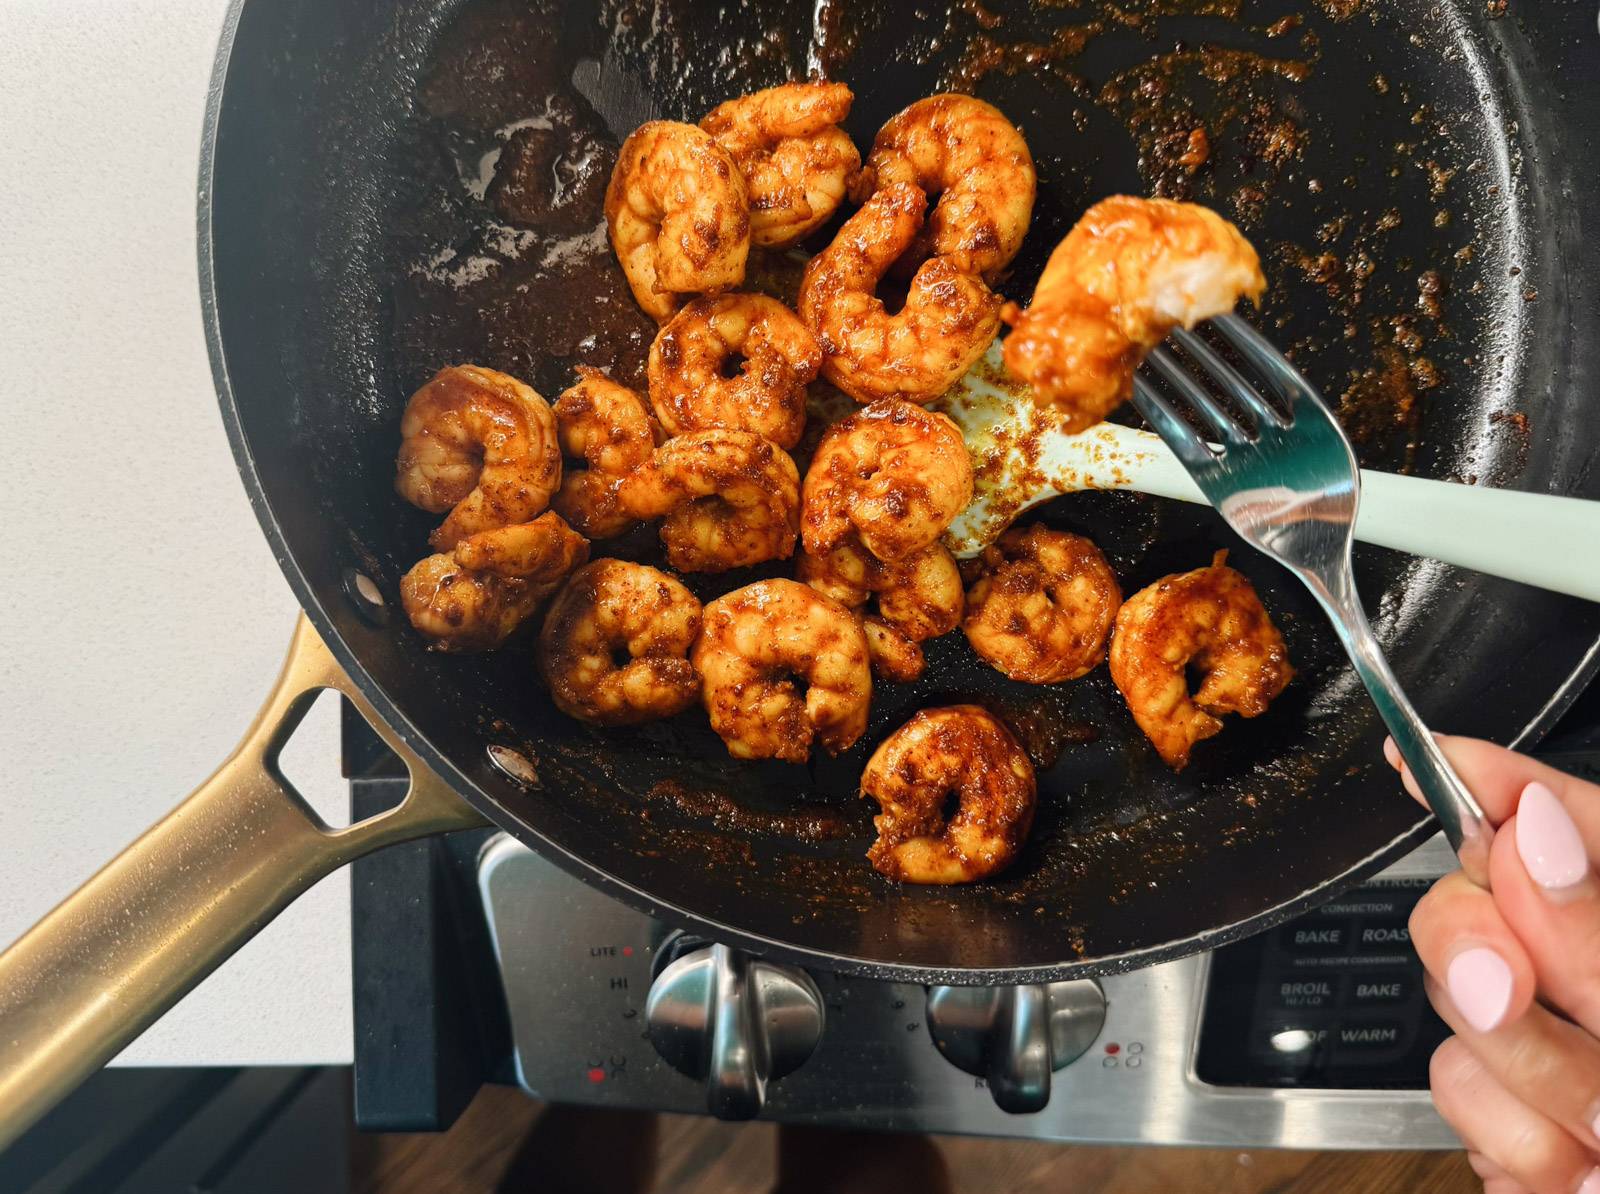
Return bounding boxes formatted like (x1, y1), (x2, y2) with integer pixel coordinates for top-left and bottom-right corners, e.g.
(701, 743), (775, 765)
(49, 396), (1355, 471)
(0, 615), (487, 1150)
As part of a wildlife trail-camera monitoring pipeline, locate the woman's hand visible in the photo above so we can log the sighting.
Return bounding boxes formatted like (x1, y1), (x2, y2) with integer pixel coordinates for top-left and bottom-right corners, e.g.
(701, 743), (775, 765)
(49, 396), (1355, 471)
(1389, 734), (1600, 1194)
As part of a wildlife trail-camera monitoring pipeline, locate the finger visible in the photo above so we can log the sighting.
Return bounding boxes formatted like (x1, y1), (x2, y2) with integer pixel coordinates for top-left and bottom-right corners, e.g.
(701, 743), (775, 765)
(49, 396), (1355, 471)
(1425, 972), (1600, 1154)
(1486, 801), (1600, 1041)
(1383, 734), (1600, 833)
(1387, 737), (1600, 1032)
(1467, 1149), (1531, 1194)
(1411, 871), (1538, 1032)
(1429, 1036), (1600, 1194)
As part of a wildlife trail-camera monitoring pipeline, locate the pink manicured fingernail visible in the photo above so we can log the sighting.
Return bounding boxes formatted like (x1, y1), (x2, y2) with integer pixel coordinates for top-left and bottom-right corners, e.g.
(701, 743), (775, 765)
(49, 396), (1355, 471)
(1577, 1165), (1600, 1194)
(1515, 781), (1589, 891)
(1382, 736), (1401, 770)
(1446, 947), (1513, 1032)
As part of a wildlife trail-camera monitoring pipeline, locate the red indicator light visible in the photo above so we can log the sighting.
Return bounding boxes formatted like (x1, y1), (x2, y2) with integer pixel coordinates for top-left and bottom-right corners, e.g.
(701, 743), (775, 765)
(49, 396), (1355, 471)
(587, 1067), (606, 1084)
(622, 946), (633, 957)
(1104, 1042), (1120, 1055)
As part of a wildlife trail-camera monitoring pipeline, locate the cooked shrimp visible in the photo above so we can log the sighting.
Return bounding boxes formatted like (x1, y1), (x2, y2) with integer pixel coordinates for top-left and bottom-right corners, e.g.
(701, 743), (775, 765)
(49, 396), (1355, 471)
(395, 365), (562, 550)
(851, 94), (1036, 281)
(647, 294), (821, 450)
(538, 559), (702, 726)
(692, 578), (872, 761)
(550, 368), (663, 539)
(605, 121), (751, 322)
(801, 398), (973, 562)
(701, 82), (860, 249)
(860, 705), (1036, 884)
(1002, 196), (1265, 432)
(615, 430), (800, 573)
(1109, 550), (1293, 769)
(797, 183), (1001, 404)
(798, 538), (963, 681)
(400, 512), (589, 652)
(860, 618), (925, 683)
(963, 525), (1121, 684)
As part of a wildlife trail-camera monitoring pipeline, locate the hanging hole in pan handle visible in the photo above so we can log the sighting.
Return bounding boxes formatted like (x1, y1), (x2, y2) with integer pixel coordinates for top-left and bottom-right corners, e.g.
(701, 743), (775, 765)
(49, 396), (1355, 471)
(0, 614), (487, 1153)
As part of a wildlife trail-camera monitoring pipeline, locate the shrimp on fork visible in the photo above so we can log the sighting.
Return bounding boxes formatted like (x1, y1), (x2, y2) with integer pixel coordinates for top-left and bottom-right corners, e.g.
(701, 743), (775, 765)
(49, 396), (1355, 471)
(1002, 196), (1264, 433)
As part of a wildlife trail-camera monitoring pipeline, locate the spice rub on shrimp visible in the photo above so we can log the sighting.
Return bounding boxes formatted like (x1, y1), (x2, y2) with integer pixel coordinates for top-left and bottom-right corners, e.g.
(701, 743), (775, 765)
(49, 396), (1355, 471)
(1002, 196), (1265, 432)
(860, 705), (1036, 884)
(801, 398), (973, 563)
(605, 121), (751, 322)
(400, 512), (589, 652)
(963, 525), (1121, 685)
(615, 430), (800, 573)
(692, 579), (872, 761)
(851, 94), (1036, 282)
(798, 539), (963, 682)
(550, 369), (663, 539)
(538, 559), (702, 726)
(701, 82), (860, 249)
(647, 294), (821, 450)
(1109, 550), (1293, 770)
(395, 365), (562, 550)
(797, 183), (1000, 405)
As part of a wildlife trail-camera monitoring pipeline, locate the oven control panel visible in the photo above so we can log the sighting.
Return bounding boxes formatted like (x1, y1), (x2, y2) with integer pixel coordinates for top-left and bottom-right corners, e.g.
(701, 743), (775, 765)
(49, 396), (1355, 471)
(476, 833), (1461, 1149)
(1196, 874), (1446, 1089)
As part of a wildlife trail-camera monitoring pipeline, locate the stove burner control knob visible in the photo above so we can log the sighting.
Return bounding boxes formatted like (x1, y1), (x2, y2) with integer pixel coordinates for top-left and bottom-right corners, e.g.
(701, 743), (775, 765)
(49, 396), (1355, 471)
(645, 942), (824, 1120)
(925, 980), (1106, 1114)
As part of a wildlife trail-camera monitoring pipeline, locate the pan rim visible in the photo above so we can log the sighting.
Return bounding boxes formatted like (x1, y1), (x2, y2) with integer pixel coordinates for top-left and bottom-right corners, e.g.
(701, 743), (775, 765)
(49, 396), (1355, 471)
(195, 0), (1600, 984)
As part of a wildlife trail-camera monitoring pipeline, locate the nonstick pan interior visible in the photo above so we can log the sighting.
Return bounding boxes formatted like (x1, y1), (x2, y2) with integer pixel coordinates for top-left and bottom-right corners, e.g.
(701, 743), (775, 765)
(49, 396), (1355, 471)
(204, 0), (1600, 981)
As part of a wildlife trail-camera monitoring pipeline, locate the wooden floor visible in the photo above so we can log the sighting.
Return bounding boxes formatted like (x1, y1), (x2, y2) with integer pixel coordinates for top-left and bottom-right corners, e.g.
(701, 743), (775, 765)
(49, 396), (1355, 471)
(351, 1085), (1479, 1194)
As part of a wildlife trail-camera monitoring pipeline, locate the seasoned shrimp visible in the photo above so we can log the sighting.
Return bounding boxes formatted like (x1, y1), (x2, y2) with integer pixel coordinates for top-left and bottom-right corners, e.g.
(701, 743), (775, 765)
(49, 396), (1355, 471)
(647, 294), (821, 450)
(860, 619), (925, 683)
(605, 121), (751, 322)
(1002, 196), (1265, 432)
(400, 512), (589, 652)
(851, 94), (1036, 281)
(692, 578), (872, 761)
(538, 559), (702, 726)
(797, 183), (1000, 404)
(701, 82), (860, 249)
(963, 525), (1121, 684)
(395, 365), (562, 550)
(1109, 550), (1293, 769)
(550, 368), (663, 539)
(801, 398), (973, 562)
(860, 705), (1036, 884)
(798, 538), (963, 681)
(615, 430), (800, 573)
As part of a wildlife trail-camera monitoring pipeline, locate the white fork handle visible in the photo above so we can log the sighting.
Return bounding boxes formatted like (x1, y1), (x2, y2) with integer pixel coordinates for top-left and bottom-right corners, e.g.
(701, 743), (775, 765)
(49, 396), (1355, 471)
(1053, 425), (1600, 602)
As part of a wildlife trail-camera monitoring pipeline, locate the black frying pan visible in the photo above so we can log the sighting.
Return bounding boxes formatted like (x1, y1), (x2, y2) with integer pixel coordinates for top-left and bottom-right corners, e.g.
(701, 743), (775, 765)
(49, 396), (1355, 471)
(1, 0), (1597, 1148)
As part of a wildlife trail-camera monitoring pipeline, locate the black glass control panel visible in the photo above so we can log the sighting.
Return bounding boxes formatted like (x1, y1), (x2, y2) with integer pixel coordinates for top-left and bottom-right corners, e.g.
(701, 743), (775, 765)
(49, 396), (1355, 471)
(1196, 876), (1448, 1089)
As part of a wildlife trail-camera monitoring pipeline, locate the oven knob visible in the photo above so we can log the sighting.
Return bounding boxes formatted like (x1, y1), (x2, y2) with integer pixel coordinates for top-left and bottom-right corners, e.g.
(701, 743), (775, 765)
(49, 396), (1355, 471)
(645, 942), (824, 1120)
(925, 980), (1106, 1113)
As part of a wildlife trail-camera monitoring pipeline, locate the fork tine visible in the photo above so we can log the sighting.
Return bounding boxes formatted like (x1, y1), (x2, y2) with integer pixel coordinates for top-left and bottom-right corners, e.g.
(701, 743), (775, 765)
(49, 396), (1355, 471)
(1169, 326), (1290, 429)
(1131, 376), (1219, 469)
(1144, 346), (1252, 445)
(1210, 314), (1326, 416)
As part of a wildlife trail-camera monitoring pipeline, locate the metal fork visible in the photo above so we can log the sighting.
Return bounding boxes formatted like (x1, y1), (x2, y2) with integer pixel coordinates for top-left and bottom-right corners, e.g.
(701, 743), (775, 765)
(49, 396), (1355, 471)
(1132, 314), (1493, 884)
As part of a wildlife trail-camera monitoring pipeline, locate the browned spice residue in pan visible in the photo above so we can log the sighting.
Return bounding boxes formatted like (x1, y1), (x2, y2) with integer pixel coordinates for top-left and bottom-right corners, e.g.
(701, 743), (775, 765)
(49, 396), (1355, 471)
(393, 1), (659, 397)
(810, 0), (862, 78)
(941, 23), (1104, 95)
(644, 779), (862, 843)
(1486, 410), (1532, 483)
